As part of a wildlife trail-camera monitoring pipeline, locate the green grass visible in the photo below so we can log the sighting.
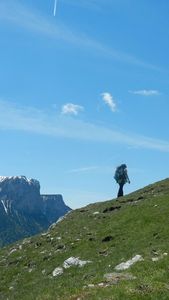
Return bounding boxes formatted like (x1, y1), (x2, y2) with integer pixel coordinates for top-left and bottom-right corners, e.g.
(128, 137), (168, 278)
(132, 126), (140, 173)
(0, 178), (169, 299)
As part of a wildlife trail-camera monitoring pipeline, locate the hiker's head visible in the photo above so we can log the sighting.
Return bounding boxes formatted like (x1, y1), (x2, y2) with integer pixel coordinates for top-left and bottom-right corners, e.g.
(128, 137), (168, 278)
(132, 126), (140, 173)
(121, 164), (127, 169)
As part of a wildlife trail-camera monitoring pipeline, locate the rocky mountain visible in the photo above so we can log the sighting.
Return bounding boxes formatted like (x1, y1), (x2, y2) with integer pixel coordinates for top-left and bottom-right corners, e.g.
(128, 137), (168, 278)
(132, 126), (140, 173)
(41, 194), (70, 224)
(0, 176), (71, 247)
(0, 178), (169, 299)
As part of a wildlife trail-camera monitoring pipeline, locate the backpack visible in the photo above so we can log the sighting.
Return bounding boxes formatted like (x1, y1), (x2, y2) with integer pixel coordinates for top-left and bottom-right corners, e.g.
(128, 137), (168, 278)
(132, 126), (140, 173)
(114, 166), (126, 183)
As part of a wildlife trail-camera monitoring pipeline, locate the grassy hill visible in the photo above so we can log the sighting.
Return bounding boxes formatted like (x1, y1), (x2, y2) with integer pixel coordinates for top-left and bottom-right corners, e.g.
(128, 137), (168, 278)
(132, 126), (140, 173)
(1, 178), (169, 300)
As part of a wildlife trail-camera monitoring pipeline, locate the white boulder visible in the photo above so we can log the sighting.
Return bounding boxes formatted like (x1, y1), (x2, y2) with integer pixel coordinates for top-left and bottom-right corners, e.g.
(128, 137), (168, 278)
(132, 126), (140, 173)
(115, 255), (143, 271)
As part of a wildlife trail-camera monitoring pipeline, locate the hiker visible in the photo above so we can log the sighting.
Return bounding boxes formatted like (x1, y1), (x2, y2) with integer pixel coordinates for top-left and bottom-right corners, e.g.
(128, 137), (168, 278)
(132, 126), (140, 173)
(114, 164), (130, 197)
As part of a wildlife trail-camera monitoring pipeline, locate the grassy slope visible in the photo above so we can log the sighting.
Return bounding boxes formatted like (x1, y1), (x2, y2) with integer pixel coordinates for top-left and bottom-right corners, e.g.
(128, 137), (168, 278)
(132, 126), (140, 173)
(0, 178), (169, 300)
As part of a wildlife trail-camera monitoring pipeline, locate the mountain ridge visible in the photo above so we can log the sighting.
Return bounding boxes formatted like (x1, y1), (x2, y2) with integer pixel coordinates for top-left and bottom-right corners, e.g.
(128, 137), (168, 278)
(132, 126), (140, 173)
(0, 176), (71, 247)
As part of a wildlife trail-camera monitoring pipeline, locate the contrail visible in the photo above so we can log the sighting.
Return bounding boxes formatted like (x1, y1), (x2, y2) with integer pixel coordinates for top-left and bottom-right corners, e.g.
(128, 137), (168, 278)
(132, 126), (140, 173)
(53, 0), (58, 17)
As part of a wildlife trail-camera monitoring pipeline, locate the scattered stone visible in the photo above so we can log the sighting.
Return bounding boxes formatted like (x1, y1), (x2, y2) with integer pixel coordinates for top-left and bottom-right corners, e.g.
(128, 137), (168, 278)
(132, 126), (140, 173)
(120, 198), (134, 203)
(98, 282), (105, 287)
(28, 268), (33, 273)
(86, 272), (136, 289)
(41, 232), (47, 236)
(9, 248), (17, 255)
(152, 257), (159, 262)
(35, 242), (42, 248)
(27, 261), (36, 268)
(151, 249), (158, 255)
(115, 255), (143, 271)
(89, 237), (95, 241)
(153, 232), (159, 238)
(56, 216), (65, 224)
(103, 206), (121, 213)
(87, 284), (95, 288)
(137, 196), (144, 200)
(52, 267), (64, 277)
(40, 250), (47, 254)
(104, 272), (136, 284)
(152, 252), (168, 262)
(49, 223), (57, 230)
(93, 211), (99, 215)
(99, 249), (108, 256)
(137, 284), (152, 293)
(22, 238), (31, 245)
(56, 244), (65, 250)
(63, 257), (92, 269)
(43, 254), (51, 261)
(102, 236), (114, 242)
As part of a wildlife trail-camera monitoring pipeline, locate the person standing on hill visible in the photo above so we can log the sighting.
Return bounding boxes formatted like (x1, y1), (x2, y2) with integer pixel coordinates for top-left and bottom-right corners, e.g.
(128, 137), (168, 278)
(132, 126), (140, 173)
(114, 164), (130, 197)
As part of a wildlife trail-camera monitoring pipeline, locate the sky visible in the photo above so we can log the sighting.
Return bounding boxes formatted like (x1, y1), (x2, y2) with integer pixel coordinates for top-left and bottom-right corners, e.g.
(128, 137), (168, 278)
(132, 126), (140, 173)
(0, 0), (169, 209)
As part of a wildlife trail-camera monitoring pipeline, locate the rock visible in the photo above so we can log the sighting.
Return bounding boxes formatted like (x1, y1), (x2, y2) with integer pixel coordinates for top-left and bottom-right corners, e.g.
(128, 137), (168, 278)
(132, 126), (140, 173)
(9, 248), (17, 255)
(87, 284), (95, 288)
(152, 252), (168, 261)
(104, 272), (136, 284)
(63, 257), (92, 269)
(56, 244), (65, 251)
(115, 255), (143, 271)
(89, 237), (95, 241)
(98, 282), (105, 287)
(102, 236), (114, 242)
(52, 267), (64, 277)
(28, 268), (33, 273)
(103, 206), (121, 213)
(152, 257), (159, 262)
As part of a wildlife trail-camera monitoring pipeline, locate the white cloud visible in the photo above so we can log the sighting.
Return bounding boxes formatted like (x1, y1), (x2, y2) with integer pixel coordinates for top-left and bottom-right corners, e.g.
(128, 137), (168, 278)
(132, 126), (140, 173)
(101, 92), (117, 112)
(61, 103), (84, 115)
(0, 99), (169, 152)
(129, 90), (160, 96)
(0, 1), (160, 71)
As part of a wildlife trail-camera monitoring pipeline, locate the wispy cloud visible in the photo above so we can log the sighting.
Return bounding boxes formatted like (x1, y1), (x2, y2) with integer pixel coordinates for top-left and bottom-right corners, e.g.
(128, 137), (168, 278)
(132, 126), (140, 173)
(61, 103), (84, 115)
(0, 99), (169, 152)
(101, 92), (117, 112)
(66, 166), (99, 173)
(129, 90), (160, 96)
(0, 1), (160, 70)
(67, 165), (116, 174)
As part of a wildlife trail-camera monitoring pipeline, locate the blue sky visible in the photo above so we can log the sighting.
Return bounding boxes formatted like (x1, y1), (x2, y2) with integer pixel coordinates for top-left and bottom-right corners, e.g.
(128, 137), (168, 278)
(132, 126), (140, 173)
(0, 0), (169, 209)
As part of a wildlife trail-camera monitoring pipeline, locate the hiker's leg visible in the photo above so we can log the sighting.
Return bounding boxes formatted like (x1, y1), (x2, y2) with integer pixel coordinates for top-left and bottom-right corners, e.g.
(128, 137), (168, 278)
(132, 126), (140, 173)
(117, 183), (124, 197)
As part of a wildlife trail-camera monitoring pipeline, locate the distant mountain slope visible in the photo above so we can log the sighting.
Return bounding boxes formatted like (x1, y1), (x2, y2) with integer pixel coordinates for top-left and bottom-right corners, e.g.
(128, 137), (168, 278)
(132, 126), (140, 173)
(0, 178), (169, 300)
(0, 176), (71, 247)
(41, 194), (70, 225)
